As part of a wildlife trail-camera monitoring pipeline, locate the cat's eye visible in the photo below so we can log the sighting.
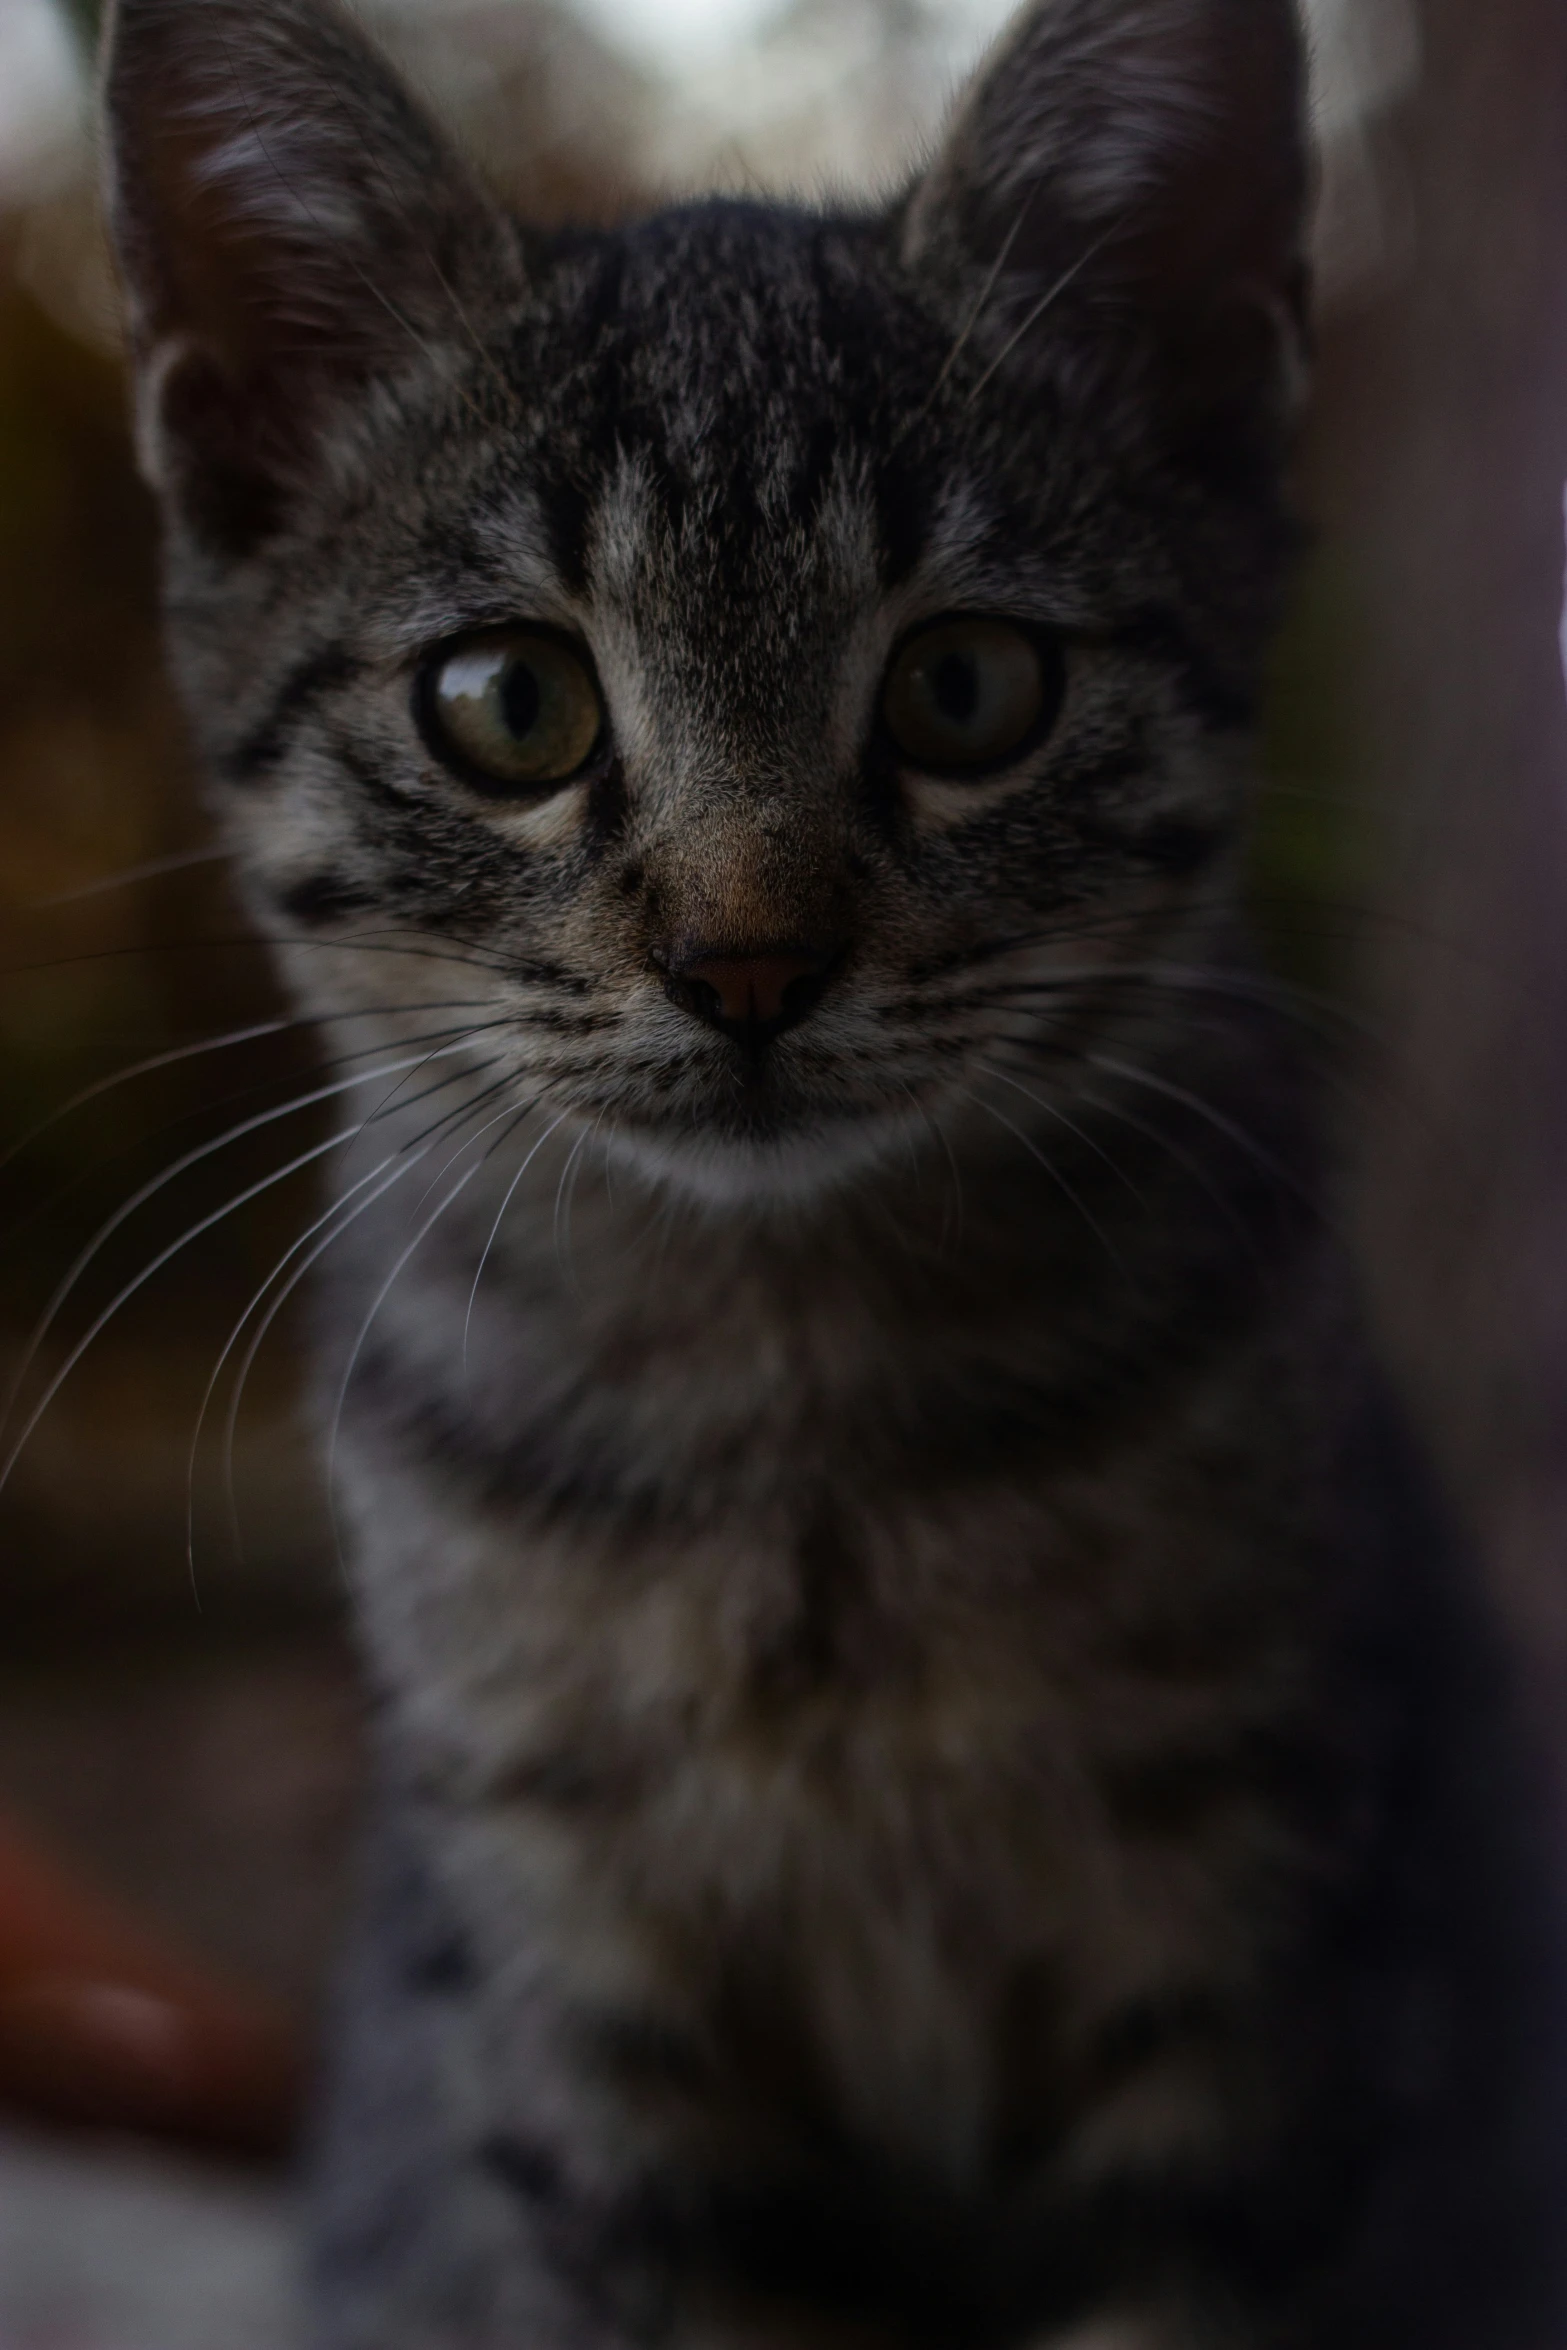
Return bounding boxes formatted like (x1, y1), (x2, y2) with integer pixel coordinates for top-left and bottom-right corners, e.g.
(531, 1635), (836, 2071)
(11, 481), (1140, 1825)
(417, 628), (604, 794)
(881, 617), (1062, 776)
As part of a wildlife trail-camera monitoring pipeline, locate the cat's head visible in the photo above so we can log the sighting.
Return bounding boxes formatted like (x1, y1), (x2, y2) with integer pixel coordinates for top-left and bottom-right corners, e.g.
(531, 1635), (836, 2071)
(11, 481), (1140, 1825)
(103, 0), (1307, 1206)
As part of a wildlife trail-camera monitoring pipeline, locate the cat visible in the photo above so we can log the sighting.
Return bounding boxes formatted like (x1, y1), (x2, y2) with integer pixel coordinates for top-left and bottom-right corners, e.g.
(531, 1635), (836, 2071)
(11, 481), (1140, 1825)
(100, 0), (1567, 2342)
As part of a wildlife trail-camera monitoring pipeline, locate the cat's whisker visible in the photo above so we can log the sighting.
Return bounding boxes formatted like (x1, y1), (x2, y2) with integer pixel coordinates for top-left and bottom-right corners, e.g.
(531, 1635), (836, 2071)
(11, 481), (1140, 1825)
(1078, 1082), (1273, 1269)
(0, 1004), (503, 1186)
(972, 995), (1325, 1083)
(1245, 887), (1535, 994)
(0, 1018), (510, 1324)
(323, 1149), (498, 1565)
(901, 193), (1034, 439)
(907, 965), (1378, 1087)
(948, 1081), (1133, 1286)
(209, 1079), (528, 1591)
(0, 926), (551, 993)
(0, 1041), (492, 1437)
(967, 959), (1376, 1038)
(968, 1014), (1322, 1217)
(963, 234), (1112, 412)
(0, 1016), (299, 1184)
(600, 1121), (619, 1217)
(1078, 1048), (1317, 1209)
(275, 927), (554, 987)
(0, 1124), (348, 1508)
(464, 1109), (576, 1376)
(986, 1048), (1271, 1270)
(985, 985), (1482, 1220)
(31, 845), (231, 907)
(892, 1077), (965, 1253)
(362, 1039), (513, 1145)
(976, 1061), (1149, 1209)
(190, 1142), (405, 1600)
(394, 1075), (533, 1227)
(950, 941), (1272, 1027)
(552, 1121), (599, 1295)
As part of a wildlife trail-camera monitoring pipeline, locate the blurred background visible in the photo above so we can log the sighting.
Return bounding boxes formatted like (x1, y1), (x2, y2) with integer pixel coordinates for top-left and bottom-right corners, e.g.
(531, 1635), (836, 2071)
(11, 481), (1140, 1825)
(1, 0), (1566, 2339)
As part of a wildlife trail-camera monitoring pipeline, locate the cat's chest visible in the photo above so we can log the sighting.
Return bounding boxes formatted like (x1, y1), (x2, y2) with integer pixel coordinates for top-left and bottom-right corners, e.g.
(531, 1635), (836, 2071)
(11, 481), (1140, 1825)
(337, 1222), (1335, 2181)
(350, 1421), (1317, 2186)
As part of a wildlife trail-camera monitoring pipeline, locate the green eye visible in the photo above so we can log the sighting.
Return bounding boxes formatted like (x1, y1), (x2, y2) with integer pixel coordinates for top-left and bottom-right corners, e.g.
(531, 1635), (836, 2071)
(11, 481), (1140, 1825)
(881, 617), (1062, 775)
(418, 628), (604, 793)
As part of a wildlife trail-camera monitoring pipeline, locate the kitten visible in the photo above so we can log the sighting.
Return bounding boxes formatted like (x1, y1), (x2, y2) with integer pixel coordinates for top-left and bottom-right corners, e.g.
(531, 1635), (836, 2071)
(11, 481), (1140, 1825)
(102, 0), (1566, 2342)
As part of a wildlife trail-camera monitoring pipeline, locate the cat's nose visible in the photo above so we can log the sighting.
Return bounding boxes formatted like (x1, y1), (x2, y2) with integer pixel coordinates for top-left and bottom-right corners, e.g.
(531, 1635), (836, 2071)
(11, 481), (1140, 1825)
(659, 943), (836, 1047)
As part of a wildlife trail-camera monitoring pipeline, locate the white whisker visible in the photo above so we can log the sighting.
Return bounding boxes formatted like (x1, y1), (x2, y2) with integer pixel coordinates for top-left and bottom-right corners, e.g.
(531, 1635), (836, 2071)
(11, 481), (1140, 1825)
(0, 1125), (347, 1504)
(34, 845), (230, 908)
(949, 1082), (1132, 1286)
(963, 236), (1110, 409)
(323, 1152), (493, 1569)
(463, 1110), (575, 1375)
(209, 1081), (521, 1585)
(2, 1043), (486, 1436)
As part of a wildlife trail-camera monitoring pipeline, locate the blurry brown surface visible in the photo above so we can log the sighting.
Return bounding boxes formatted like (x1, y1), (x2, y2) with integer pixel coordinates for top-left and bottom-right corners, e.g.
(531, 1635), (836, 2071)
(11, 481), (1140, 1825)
(0, 1800), (307, 2153)
(0, 1639), (361, 2021)
(0, 1636), (360, 2152)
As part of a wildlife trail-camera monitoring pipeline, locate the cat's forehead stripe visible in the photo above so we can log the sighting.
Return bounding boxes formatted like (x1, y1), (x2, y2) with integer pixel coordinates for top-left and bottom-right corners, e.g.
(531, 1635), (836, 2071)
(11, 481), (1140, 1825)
(507, 205), (941, 577)
(401, 490), (576, 646)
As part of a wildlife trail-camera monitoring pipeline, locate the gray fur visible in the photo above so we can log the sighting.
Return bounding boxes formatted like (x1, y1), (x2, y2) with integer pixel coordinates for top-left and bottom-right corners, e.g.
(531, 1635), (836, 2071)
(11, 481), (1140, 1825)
(101, 0), (1566, 2342)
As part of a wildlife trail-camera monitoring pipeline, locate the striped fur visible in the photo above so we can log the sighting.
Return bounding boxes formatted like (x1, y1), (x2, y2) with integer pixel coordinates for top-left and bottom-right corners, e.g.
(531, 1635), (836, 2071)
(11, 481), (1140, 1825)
(103, 0), (1566, 2342)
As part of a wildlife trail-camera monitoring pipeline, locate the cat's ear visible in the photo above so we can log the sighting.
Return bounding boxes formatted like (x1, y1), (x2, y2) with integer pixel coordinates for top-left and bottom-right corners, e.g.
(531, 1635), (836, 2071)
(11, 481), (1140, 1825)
(102, 0), (520, 548)
(901, 0), (1309, 431)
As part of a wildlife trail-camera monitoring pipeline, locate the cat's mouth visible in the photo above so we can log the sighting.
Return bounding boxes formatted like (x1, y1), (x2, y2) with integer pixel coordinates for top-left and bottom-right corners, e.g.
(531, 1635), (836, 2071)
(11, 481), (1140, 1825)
(563, 942), (895, 1187)
(601, 1093), (921, 1206)
(618, 1057), (856, 1150)
(585, 981), (924, 1199)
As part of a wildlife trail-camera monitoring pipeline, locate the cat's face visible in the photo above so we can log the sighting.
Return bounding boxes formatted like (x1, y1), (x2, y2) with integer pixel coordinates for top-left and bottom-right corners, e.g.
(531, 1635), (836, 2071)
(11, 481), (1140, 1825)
(105, 0), (1306, 1204)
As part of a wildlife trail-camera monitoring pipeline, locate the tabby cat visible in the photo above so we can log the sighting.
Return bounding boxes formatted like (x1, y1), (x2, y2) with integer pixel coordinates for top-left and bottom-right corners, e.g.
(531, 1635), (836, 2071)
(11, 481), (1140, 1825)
(101, 0), (1566, 2341)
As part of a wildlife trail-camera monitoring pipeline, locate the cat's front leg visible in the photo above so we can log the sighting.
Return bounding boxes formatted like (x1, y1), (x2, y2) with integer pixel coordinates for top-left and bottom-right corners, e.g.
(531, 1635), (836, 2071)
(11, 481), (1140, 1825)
(305, 1802), (653, 2350)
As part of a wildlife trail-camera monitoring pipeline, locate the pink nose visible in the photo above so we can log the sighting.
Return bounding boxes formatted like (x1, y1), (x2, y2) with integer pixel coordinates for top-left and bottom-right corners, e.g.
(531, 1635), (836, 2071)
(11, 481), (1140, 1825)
(684, 954), (820, 1025)
(662, 944), (836, 1040)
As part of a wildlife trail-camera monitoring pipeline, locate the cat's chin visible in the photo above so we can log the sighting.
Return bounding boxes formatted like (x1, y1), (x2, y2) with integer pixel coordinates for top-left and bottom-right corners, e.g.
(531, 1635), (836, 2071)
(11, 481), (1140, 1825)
(600, 1107), (922, 1210)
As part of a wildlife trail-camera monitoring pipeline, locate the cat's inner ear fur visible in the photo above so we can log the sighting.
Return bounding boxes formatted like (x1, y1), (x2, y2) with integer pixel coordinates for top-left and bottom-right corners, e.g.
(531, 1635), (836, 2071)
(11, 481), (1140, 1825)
(103, 0), (519, 549)
(902, 0), (1310, 432)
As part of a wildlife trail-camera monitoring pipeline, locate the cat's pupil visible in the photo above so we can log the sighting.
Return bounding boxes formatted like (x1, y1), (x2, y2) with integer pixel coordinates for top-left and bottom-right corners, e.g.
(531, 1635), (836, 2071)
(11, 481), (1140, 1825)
(932, 652), (979, 726)
(501, 660), (541, 740)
